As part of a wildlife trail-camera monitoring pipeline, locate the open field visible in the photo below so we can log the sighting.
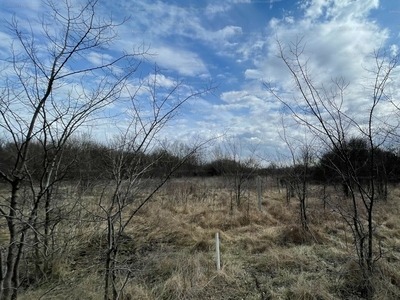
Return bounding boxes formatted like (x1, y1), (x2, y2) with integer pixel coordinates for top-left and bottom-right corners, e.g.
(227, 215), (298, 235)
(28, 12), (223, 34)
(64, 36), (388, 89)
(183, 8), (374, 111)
(4, 176), (400, 300)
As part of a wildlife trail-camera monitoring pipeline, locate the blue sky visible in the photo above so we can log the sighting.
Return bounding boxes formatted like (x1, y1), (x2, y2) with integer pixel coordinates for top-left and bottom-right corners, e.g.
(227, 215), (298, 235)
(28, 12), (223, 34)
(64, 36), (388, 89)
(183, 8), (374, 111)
(1, 0), (399, 161)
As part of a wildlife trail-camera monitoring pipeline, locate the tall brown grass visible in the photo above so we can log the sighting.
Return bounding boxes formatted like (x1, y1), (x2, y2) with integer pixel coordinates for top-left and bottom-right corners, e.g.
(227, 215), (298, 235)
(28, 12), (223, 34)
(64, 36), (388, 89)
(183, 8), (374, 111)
(8, 177), (400, 299)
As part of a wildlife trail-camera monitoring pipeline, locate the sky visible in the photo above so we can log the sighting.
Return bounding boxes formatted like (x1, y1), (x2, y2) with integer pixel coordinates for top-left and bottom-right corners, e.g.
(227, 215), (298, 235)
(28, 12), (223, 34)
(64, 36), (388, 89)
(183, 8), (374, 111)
(0, 0), (399, 163)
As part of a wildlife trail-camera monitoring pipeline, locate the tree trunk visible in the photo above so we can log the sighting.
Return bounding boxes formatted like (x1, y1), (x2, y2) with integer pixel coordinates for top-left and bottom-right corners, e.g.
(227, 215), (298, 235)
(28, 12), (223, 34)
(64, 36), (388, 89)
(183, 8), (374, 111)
(104, 216), (114, 300)
(1, 182), (21, 300)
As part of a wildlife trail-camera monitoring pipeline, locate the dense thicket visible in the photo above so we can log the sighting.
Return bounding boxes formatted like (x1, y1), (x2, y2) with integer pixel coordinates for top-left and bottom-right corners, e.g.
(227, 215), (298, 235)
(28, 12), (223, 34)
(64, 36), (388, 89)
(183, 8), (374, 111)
(310, 138), (400, 194)
(0, 139), (209, 182)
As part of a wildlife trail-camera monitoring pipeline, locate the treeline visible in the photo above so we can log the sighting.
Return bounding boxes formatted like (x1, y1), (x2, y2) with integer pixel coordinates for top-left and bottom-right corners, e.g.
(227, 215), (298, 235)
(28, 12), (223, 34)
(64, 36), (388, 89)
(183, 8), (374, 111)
(0, 138), (250, 181)
(316, 138), (400, 184)
(1, 137), (400, 184)
(266, 138), (400, 183)
(0, 139), (201, 182)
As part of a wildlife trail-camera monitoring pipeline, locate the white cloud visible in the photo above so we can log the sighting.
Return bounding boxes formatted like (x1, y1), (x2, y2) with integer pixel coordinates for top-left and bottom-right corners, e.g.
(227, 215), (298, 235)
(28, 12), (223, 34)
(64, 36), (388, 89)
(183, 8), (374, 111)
(325, 0), (379, 20)
(152, 46), (209, 76)
(147, 73), (177, 89)
(256, 3), (389, 88)
(205, 3), (232, 18)
(217, 26), (243, 38)
(86, 52), (114, 65)
(244, 69), (263, 80)
(207, 0), (400, 158)
(284, 16), (295, 24)
(301, 0), (331, 20)
(390, 44), (399, 56)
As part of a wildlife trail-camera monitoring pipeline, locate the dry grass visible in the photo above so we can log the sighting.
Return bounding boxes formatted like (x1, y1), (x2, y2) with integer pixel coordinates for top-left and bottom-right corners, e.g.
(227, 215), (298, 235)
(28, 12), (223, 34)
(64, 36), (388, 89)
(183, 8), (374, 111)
(2, 177), (400, 299)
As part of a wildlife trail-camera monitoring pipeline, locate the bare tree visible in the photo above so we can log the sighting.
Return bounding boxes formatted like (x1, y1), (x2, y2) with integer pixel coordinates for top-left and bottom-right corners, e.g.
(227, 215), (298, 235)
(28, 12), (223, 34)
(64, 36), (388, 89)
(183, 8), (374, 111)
(264, 37), (398, 298)
(213, 137), (260, 210)
(0, 1), (150, 298)
(96, 68), (215, 300)
(278, 121), (315, 231)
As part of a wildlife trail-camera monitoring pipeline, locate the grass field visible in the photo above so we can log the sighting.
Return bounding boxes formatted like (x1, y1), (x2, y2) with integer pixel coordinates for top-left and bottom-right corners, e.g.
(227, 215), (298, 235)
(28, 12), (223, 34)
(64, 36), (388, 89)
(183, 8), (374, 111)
(8, 176), (400, 299)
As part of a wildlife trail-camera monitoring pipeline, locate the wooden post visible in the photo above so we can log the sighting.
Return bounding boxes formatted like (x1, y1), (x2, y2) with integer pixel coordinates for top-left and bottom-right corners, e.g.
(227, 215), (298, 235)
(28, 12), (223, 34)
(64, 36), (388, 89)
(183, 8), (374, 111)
(257, 176), (262, 212)
(277, 177), (281, 193)
(215, 232), (221, 270)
